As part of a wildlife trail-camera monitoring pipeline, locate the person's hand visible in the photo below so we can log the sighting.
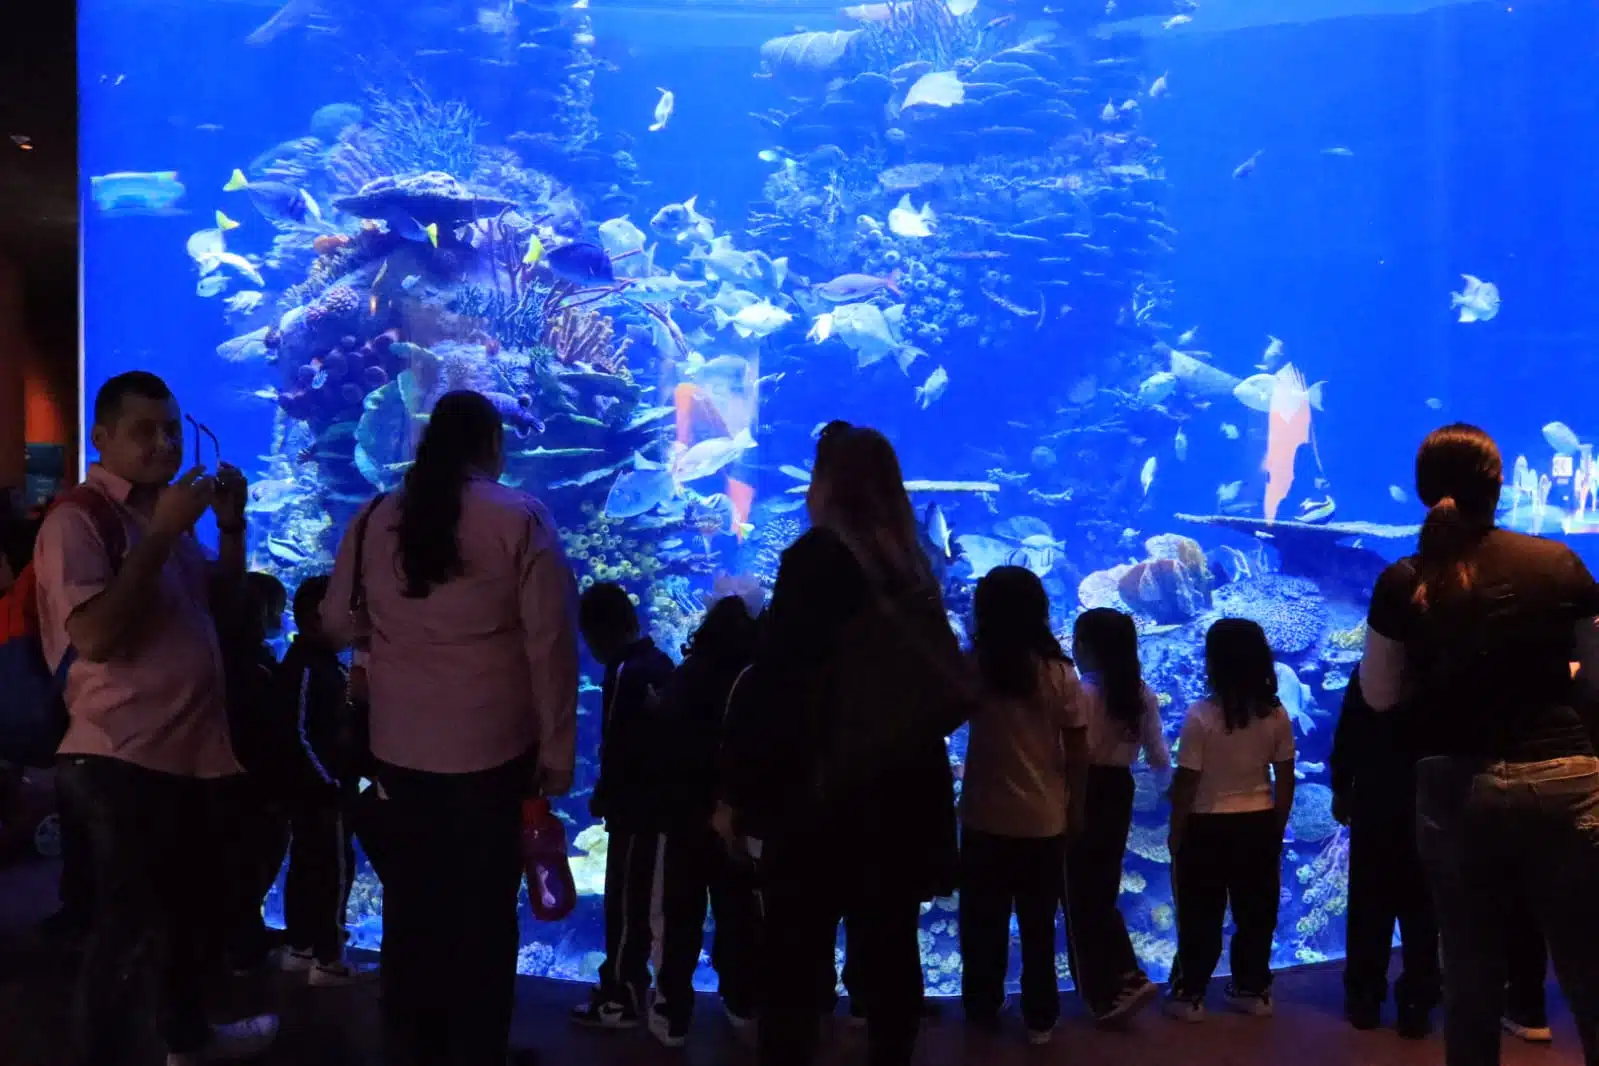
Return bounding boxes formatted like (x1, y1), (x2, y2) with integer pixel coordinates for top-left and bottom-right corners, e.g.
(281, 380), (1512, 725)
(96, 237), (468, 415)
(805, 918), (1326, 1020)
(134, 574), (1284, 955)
(537, 762), (573, 798)
(711, 801), (738, 849)
(212, 462), (248, 529)
(151, 467), (216, 536)
(1332, 792), (1351, 826)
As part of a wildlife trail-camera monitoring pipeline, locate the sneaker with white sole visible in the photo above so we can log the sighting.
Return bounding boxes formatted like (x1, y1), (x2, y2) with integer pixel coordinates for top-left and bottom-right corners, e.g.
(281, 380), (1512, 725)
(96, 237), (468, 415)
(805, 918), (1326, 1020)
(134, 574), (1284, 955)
(571, 989), (641, 1030)
(648, 1004), (690, 1049)
(722, 1001), (756, 1032)
(1503, 1012), (1554, 1043)
(1097, 979), (1159, 1025)
(1224, 984), (1273, 1018)
(309, 959), (379, 987)
(165, 1014), (279, 1064)
(1163, 992), (1206, 1023)
(280, 948), (315, 974)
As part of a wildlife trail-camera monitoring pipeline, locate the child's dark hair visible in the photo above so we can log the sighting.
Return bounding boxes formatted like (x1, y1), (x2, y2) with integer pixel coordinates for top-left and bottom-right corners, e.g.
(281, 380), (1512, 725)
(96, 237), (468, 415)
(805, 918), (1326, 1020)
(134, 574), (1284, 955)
(293, 575), (331, 631)
(1204, 618), (1280, 732)
(579, 581), (638, 638)
(1074, 607), (1144, 740)
(683, 595), (760, 666)
(973, 565), (1069, 700)
(246, 571), (287, 619)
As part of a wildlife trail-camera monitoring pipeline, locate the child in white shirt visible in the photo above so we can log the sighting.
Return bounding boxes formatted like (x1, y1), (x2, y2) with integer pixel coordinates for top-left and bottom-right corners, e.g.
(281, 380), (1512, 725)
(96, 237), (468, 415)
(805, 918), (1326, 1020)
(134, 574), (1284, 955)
(1064, 607), (1171, 1024)
(1165, 618), (1295, 1022)
(959, 566), (1087, 1045)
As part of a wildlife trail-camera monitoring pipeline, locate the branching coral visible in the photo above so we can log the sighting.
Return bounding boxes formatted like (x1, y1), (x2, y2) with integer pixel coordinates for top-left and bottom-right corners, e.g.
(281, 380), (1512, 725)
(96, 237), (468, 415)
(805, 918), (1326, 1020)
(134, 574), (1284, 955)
(547, 304), (631, 376)
(359, 80), (485, 181)
(860, 0), (983, 71)
(451, 285), (549, 351)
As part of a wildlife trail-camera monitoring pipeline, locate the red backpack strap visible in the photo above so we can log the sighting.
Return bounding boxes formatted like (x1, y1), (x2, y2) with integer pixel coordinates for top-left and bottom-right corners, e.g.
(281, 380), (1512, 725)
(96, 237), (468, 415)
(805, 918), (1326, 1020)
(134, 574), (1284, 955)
(47, 485), (130, 575)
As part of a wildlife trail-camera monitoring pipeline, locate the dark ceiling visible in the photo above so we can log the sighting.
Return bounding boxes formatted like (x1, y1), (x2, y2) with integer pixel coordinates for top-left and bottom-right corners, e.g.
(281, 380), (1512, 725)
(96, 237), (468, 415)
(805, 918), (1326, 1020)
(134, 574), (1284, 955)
(0, 3), (78, 351)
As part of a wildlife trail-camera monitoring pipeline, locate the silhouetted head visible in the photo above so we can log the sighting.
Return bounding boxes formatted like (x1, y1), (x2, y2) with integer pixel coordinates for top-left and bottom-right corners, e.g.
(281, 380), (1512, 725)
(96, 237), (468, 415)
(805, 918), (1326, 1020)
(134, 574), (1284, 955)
(579, 581), (640, 666)
(246, 571), (287, 638)
(91, 371), (182, 488)
(293, 575), (332, 642)
(1204, 618), (1279, 732)
(807, 423), (932, 589)
(683, 593), (760, 667)
(1412, 423), (1502, 609)
(397, 391), (505, 599)
(974, 565), (1067, 701)
(1073, 606), (1144, 738)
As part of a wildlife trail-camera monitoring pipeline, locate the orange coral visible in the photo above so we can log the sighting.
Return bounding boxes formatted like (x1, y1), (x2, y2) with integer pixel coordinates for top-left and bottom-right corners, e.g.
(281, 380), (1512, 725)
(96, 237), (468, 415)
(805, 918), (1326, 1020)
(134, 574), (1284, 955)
(547, 304), (631, 376)
(313, 234), (353, 256)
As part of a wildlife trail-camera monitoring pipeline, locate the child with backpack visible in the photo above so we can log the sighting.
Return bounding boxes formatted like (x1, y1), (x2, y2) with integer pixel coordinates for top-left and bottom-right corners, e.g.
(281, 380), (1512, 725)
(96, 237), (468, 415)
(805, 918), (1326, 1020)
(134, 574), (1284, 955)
(569, 581), (676, 1033)
(276, 575), (374, 985)
(958, 566), (1087, 1046)
(650, 584), (765, 1047)
(1165, 618), (1296, 1022)
(1064, 607), (1170, 1025)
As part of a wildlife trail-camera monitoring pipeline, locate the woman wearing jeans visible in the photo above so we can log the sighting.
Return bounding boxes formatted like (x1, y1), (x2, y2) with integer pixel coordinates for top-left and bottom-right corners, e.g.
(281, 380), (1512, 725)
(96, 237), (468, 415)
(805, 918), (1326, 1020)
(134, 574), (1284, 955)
(1362, 423), (1599, 1066)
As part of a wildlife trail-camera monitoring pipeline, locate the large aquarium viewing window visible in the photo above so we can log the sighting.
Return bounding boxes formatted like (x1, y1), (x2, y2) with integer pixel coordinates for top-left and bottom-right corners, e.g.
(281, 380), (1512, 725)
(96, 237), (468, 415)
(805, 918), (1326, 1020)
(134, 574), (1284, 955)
(79, 0), (1599, 992)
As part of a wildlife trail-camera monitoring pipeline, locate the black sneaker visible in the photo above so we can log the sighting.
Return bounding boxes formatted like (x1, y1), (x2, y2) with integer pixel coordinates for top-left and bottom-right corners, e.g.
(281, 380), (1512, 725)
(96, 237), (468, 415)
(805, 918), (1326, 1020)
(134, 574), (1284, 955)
(1344, 998), (1382, 1031)
(1396, 1003), (1432, 1041)
(571, 989), (641, 1030)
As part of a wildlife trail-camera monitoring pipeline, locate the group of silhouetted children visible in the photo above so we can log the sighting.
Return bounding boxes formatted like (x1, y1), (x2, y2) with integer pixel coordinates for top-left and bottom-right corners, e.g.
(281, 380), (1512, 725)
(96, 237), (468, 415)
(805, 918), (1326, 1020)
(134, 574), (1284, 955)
(566, 566), (1319, 1048)
(213, 571), (375, 985)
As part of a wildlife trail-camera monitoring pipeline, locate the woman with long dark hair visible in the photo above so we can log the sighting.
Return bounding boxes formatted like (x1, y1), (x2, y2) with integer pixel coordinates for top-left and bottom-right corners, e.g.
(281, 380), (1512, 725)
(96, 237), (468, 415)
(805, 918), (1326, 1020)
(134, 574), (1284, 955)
(1165, 618), (1295, 1022)
(1064, 606), (1169, 1024)
(323, 390), (580, 1066)
(1360, 423), (1599, 1066)
(959, 566), (1086, 1045)
(721, 421), (966, 1066)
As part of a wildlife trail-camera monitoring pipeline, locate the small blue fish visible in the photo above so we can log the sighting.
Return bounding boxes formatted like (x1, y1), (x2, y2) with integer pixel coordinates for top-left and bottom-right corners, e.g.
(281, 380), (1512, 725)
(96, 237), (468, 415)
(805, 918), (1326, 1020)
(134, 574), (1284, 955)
(311, 369), (329, 389)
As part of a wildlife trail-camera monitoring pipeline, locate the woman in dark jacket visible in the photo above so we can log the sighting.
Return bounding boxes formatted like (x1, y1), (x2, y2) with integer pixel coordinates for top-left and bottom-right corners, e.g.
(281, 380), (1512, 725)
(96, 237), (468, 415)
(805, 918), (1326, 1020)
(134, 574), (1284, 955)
(722, 422), (962, 1066)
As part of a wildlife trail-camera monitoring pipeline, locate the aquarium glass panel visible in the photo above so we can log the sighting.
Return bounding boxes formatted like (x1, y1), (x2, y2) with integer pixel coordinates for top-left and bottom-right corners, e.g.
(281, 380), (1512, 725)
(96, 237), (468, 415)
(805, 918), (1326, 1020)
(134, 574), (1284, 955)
(80, 0), (1599, 992)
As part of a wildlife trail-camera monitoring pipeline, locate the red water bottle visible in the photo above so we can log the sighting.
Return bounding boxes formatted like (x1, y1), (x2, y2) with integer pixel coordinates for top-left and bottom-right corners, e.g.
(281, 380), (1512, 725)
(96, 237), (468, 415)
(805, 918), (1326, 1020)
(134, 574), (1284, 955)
(522, 798), (577, 921)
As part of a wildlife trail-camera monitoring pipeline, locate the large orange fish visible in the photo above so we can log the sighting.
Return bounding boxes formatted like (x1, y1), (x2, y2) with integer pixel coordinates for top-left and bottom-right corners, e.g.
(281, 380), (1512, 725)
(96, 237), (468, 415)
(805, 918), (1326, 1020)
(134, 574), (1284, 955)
(1262, 364), (1316, 523)
(726, 476), (755, 543)
(673, 382), (730, 446)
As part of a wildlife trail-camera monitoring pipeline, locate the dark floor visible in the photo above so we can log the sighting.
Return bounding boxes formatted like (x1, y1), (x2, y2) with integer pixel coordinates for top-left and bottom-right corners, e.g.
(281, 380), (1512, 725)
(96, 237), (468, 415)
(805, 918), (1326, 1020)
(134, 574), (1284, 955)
(0, 857), (1582, 1066)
